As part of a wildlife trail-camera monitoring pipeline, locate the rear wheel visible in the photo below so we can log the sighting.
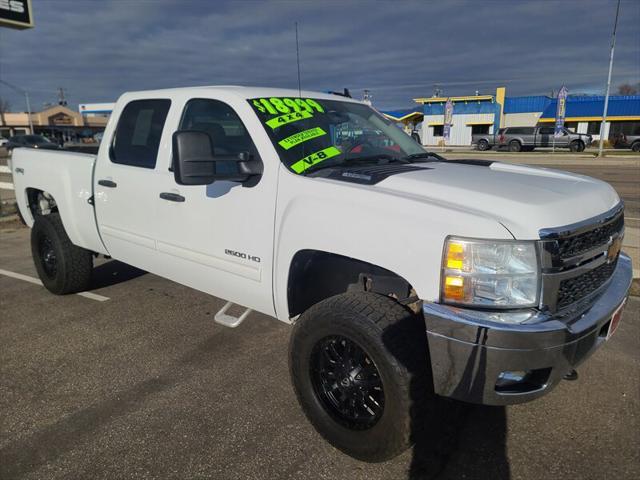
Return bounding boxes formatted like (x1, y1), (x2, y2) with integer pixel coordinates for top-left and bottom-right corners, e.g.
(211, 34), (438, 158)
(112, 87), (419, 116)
(289, 292), (434, 462)
(508, 140), (522, 152)
(31, 213), (93, 294)
(569, 140), (585, 152)
(477, 139), (490, 151)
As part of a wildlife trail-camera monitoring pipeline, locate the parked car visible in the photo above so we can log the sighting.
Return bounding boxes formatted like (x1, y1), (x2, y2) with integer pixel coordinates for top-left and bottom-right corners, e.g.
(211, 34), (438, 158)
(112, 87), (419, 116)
(0, 136), (8, 147)
(5, 134), (61, 152)
(611, 133), (640, 152)
(11, 86), (631, 462)
(473, 126), (592, 152)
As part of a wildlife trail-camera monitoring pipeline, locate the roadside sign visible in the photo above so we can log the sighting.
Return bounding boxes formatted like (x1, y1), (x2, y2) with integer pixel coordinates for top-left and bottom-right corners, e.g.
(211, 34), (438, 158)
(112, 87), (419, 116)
(554, 85), (568, 138)
(0, 0), (33, 29)
(443, 98), (453, 143)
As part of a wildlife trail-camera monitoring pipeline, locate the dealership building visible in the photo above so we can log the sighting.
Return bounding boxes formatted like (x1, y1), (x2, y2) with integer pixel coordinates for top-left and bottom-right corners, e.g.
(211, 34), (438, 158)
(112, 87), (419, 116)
(383, 87), (640, 146)
(0, 103), (113, 140)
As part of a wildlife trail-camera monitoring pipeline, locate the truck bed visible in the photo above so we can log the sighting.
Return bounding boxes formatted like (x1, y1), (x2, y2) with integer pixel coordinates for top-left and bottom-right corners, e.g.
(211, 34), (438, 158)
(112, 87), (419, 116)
(11, 148), (107, 255)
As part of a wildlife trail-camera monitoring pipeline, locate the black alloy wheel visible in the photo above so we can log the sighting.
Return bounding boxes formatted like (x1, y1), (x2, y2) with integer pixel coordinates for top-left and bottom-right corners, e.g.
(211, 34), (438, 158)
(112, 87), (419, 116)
(31, 213), (93, 294)
(310, 335), (384, 430)
(477, 139), (490, 151)
(38, 235), (58, 278)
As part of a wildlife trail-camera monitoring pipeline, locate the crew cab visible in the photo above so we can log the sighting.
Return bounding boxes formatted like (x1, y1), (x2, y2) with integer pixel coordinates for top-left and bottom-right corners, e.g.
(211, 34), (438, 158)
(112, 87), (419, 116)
(11, 86), (632, 462)
(473, 125), (592, 152)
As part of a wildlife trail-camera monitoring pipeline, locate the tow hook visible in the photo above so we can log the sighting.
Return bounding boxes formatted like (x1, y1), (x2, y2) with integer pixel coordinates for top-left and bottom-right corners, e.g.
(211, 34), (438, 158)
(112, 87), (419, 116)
(563, 369), (579, 381)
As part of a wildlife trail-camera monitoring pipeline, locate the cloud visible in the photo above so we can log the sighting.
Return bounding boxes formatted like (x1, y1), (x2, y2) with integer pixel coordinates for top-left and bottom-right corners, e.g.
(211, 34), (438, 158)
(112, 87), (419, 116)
(0, 0), (638, 110)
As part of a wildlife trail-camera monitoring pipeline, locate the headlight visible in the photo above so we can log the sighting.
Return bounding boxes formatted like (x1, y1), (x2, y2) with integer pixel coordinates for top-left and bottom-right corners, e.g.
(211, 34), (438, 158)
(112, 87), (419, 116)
(441, 237), (539, 308)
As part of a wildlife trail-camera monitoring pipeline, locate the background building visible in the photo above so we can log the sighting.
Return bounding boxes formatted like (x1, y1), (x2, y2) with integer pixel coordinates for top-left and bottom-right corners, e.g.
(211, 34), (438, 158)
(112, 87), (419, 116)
(0, 103), (110, 141)
(383, 87), (640, 146)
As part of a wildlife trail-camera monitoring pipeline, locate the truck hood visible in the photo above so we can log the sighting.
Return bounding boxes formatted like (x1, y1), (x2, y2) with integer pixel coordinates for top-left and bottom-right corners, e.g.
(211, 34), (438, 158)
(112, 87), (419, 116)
(375, 161), (620, 239)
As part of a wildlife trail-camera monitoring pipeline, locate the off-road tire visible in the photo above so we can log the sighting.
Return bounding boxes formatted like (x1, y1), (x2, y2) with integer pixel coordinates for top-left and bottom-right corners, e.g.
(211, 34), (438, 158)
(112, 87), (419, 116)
(31, 213), (93, 294)
(569, 140), (585, 152)
(477, 139), (490, 151)
(289, 292), (433, 462)
(508, 140), (522, 152)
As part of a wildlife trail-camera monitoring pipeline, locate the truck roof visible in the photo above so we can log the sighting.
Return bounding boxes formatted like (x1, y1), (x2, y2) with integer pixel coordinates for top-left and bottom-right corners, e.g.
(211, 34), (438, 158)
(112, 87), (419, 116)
(118, 85), (362, 104)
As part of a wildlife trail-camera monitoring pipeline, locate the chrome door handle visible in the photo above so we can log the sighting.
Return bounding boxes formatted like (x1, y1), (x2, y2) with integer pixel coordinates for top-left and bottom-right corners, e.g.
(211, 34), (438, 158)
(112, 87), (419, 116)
(98, 179), (117, 188)
(159, 192), (185, 202)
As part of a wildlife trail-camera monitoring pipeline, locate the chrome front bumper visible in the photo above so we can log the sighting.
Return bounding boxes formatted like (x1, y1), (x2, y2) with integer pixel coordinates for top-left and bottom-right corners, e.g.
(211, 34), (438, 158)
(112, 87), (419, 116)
(423, 253), (633, 406)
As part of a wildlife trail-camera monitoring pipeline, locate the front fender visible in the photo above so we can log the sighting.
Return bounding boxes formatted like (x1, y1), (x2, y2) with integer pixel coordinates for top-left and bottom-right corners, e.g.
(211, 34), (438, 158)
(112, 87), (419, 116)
(273, 167), (512, 321)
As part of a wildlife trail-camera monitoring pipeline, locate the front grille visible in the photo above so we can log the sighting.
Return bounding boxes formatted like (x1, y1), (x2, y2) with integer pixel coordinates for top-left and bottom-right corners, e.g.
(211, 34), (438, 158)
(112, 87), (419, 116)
(556, 260), (617, 310)
(539, 204), (624, 312)
(556, 214), (624, 259)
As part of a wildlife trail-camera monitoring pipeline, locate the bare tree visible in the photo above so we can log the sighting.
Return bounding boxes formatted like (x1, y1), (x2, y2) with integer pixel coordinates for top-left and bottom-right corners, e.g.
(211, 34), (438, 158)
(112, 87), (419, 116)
(617, 83), (639, 95)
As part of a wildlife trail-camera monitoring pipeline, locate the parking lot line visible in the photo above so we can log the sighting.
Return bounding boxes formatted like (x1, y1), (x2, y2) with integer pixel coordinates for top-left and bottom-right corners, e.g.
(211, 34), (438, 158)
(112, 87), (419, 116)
(0, 268), (110, 302)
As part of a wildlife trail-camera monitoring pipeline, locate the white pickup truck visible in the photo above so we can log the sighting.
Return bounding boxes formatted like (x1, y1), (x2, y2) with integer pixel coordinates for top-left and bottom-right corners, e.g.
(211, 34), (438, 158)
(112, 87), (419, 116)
(11, 86), (632, 461)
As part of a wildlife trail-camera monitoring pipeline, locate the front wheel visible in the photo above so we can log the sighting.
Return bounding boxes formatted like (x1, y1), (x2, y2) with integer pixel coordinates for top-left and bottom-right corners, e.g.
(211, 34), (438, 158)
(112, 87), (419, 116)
(569, 140), (585, 152)
(477, 139), (490, 151)
(289, 292), (434, 462)
(31, 213), (93, 294)
(631, 141), (640, 153)
(508, 140), (522, 152)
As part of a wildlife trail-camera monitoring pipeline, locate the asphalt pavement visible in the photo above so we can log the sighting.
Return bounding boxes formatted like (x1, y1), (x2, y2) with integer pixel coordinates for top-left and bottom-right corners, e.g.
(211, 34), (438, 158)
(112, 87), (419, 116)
(1, 222), (638, 480)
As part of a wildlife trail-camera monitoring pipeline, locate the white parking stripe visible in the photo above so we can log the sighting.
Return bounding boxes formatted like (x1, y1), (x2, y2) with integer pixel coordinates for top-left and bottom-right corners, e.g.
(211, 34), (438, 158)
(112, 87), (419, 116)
(0, 268), (110, 302)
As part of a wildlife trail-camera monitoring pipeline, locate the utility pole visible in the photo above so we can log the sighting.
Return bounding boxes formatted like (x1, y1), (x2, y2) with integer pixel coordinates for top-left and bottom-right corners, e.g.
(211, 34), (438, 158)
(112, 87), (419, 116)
(57, 87), (67, 106)
(598, 0), (621, 157)
(0, 79), (34, 134)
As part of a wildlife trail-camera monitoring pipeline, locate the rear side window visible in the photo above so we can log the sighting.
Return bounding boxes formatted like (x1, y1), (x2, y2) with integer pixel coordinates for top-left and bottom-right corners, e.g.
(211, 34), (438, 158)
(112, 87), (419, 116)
(539, 127), (555, 135)
(111, 99), (171, 168)
(507, 127), (534, 135)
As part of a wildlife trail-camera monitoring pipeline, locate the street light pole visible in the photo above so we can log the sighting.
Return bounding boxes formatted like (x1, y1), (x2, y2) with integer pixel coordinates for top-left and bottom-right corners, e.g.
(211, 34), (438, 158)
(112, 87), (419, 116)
(24, 90), (34, 134)
(598, 0), (621, 157)
(0, 79), (34, 134)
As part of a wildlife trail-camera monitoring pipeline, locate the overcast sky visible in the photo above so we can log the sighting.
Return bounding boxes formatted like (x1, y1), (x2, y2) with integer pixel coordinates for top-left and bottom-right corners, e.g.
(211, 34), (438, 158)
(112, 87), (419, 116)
(1, 0), (639, 111)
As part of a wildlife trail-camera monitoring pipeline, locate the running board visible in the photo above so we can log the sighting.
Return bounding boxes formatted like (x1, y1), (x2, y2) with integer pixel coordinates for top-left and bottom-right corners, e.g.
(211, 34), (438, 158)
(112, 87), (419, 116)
(214, 301), (252, 328)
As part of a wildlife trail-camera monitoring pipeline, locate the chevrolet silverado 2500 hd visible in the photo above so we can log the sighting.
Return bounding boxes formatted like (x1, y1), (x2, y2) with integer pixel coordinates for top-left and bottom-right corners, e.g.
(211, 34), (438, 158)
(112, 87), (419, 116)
(11, 86), (632, 461)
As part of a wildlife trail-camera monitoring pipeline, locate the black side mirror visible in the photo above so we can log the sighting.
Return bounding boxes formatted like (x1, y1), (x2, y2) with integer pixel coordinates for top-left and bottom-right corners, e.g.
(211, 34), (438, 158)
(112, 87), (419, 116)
(173, 130), (263, 186)
(173, 130), (216, 185)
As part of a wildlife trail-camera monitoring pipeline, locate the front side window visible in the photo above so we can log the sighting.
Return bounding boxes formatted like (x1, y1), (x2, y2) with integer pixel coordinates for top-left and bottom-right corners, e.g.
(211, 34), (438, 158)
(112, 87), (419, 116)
(179, 98), (257, 157)
(111, 99), (171, 168)
(248, 97), (425, 174)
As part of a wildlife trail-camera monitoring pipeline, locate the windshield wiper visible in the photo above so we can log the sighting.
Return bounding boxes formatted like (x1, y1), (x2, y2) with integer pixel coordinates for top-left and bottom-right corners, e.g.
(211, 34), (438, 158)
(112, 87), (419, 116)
(403, 152), (444, 162)
(302, 154), (408, 175)
(344, 154), (410, 164)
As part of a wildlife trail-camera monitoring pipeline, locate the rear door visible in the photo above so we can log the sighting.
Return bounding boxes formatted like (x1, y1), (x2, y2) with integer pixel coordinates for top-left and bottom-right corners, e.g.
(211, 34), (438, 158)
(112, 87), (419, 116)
(94, 98), (171, 270)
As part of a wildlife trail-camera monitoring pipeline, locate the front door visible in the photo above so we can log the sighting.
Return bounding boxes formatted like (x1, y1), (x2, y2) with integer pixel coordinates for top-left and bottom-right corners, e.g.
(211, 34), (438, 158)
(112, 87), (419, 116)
(152, 96), (278, 316)
(538, 126), (554, 147)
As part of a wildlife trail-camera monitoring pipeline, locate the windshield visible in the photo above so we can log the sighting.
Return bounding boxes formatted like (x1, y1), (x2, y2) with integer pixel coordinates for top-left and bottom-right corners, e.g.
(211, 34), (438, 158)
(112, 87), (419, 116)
(248, 97), (426, 174)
